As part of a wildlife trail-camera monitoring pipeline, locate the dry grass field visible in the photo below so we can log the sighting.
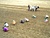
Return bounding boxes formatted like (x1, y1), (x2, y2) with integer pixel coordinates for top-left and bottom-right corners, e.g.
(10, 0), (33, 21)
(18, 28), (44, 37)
(0, 4), (50, 38)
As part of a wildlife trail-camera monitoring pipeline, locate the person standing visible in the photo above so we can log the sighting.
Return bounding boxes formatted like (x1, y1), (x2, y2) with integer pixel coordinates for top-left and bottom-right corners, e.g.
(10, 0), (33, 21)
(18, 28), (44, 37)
(28, 5), (30, 11)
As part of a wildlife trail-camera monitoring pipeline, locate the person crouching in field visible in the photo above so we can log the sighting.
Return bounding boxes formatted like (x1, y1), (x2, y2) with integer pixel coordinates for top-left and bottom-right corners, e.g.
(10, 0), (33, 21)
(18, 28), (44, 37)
(3, 22), (9, 32)
(12, 20), (16, 25)
(3, 22), (9, 29)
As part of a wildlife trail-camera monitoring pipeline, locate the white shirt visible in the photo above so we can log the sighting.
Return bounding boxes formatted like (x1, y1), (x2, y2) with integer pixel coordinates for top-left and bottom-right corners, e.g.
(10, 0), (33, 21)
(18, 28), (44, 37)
(30, 6), (36, 11)
(4, 23), (9, 27)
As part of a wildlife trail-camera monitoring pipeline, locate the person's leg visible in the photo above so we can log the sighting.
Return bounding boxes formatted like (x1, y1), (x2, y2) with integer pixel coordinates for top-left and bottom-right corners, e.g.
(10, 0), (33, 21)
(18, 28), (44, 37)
(28, 5), (30, 11)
